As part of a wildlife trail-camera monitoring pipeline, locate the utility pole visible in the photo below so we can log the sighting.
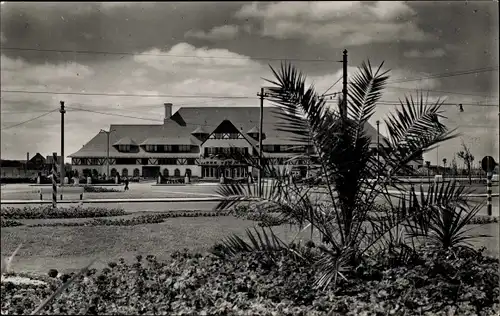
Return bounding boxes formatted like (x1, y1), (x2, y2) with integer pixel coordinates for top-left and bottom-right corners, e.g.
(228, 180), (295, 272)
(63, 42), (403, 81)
(342, 49), (348, 120)
(100, 129), (115, 180)
(258, 87), (264, 197)
(60, 101), (66, 186)
(376, 120), (380, 180)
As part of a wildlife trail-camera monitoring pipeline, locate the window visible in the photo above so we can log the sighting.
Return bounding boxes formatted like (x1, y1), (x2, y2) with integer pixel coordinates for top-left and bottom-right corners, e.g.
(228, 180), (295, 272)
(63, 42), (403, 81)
(163, 168), (169, 177)
(174, 168), (181, 177)
(133, 168), (140, 177)
(279, 145), (289, 152)
(186, 158), (196, 165)
(122, 168), (128, 177)
(118, 145), (131, 152)
(178, 145), (191, 152)
(141, 158), (149, 165)
(186, 169), (192, 177)
(263, 145), (274, 152)
(145, 145), (157, 152)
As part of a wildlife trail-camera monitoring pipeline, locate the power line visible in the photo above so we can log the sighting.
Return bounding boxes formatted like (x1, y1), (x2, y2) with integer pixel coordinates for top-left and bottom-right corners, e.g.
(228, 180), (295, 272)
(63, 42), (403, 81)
(1, 109), (58, 130)
(386, 67), (499, 84)
(0, 46), (343, 63)
(65, 105), (498, 129)
(321, 76), (343, 96)
(65, 106), (164, 122)
(0, 89), (256, 99)
(2, 89), (498, 106)
(384, 85), (499, 98)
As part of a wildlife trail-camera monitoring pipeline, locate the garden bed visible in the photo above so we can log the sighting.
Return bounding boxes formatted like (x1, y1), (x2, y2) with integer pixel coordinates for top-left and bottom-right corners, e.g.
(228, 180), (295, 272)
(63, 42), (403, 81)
(1, 247), (499, 315)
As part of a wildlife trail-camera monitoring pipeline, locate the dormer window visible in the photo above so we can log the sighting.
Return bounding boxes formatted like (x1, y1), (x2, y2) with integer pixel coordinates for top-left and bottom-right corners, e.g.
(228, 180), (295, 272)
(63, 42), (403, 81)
(246, 126), (263, 140)
(118, 145), (131, 152)
(191, 126), (208, 139)
(113, 137), (138, 153)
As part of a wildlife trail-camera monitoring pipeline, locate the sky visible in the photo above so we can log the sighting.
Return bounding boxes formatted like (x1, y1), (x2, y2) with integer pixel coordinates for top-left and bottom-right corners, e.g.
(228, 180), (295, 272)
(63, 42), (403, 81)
(1, 1), (499, 166)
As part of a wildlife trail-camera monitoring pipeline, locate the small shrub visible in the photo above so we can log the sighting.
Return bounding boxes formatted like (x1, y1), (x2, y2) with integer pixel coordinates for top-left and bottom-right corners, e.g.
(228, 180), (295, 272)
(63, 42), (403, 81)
(47, 269), (58, 278)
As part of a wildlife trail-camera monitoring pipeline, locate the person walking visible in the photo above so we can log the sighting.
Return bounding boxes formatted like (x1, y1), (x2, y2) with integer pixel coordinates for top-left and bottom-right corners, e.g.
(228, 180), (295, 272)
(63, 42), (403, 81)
(124, 177), (130, 191)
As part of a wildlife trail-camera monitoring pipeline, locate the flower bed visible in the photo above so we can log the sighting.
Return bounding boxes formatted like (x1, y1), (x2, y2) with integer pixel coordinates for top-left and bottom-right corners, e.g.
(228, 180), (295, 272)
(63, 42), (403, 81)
(1, 247), (498, 315)
(0, 219), (23, 227)
(83, 186), (121, 193)
(1, 206), (125, 220)
(26, 212), (230, 227)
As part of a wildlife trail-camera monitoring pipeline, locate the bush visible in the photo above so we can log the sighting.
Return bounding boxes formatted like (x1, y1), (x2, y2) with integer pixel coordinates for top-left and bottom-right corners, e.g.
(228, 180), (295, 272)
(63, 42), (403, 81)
(1, 247), (498, 315)
(1, 206), (126, 219)
(0, 218), (24, 227)
(83, 186), (121, 193)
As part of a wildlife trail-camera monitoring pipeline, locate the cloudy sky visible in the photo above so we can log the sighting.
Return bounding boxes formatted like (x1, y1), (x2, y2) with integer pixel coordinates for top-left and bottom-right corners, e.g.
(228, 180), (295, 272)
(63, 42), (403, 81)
(1, 1), (498, 166)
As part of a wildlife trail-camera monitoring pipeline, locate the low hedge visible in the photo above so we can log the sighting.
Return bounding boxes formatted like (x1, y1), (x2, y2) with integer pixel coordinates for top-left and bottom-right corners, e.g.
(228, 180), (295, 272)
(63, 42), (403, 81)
(1, 247), (499, 315)
(27, 212), (230, 227)
(0, 219), (24, 227)
(83, 186), (121, 193)
(1, 206), (126, 220)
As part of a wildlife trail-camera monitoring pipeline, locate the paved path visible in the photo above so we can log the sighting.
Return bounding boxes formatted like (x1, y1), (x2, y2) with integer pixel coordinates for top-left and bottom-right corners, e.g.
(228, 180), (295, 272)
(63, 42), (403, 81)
(1, 183), (498, 216)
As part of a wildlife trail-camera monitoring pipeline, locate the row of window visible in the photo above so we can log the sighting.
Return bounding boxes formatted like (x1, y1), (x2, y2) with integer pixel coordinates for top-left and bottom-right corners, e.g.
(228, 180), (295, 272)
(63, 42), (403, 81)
(143, 145), (191, 153)
(114, 144), (312, 154)
(204, 147), (249, 156)
(74, 158), (196, 165)
(262, 145), (313, 153)
(82, 168), (192, 178)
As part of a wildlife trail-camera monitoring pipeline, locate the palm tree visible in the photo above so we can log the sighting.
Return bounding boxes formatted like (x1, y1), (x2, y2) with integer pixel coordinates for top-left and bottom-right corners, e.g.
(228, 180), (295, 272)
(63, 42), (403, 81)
(215, 61), (459, 289)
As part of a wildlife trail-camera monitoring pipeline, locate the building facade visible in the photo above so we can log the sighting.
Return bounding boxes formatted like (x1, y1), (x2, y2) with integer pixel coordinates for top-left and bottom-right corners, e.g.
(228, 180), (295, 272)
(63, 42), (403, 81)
(69, 104), (386, 180)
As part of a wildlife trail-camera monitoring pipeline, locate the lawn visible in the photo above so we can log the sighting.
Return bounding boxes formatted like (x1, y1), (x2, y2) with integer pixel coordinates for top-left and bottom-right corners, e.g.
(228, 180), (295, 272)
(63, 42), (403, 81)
(2, 212), (498, 275)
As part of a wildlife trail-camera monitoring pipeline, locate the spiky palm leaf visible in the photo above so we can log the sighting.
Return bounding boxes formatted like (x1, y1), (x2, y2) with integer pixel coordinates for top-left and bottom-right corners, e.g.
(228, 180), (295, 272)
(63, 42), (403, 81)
(404, 180), (489, 249)
(214, 60), (459, 290)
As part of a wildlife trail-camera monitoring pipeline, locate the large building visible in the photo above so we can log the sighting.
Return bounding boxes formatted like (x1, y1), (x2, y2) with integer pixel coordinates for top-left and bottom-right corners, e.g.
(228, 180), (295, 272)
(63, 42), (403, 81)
(69, 103), (387, 180)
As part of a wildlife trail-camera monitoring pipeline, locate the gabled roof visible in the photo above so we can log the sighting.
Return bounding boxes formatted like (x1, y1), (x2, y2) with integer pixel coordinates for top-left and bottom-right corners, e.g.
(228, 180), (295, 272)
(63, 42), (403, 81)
(113, 137), (138, 146)
(191, 126), (208, 134)
(247, 126), (260, 134)
(69, 106), (386, 158)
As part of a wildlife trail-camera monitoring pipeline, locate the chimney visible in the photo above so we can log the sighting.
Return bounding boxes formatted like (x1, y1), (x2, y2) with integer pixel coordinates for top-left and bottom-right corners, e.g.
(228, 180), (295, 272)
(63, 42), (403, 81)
(164, 103), (172, 123)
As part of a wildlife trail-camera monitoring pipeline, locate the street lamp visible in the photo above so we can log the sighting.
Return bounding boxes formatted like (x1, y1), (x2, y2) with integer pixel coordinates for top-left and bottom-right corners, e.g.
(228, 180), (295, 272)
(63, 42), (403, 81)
(100, 129), (115, 180)
(256, 86), (274, 197)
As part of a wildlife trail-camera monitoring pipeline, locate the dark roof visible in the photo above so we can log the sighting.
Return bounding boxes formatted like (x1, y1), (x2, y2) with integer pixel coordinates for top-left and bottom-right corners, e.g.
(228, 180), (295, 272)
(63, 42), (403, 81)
(141, 137), (194, 146)
(113, 137), (138, 146)
(191, 126), (208, 134)
(69, 106), (385, 157)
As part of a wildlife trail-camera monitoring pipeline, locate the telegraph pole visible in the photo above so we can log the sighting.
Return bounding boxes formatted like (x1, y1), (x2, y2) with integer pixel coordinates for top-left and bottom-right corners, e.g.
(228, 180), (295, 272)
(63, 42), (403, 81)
(376, 120), (380, 180)
(60, 101), (66, 186)
(258, 87), (264, 197)
(342, 49), (348, 120)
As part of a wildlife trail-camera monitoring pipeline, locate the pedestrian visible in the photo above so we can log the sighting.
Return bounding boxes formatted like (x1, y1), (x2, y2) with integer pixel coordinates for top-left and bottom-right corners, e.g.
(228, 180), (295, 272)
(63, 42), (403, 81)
(124, 177), (129, 191)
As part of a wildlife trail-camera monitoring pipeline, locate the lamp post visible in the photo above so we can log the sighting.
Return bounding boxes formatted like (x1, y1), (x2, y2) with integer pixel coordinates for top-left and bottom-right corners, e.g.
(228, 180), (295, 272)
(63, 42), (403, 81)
(100, 129), (115, 180)
(256, 86), (274, 197)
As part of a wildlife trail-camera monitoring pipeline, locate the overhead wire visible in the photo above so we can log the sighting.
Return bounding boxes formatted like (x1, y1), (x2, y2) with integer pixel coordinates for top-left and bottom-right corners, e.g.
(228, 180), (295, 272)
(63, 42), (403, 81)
(0, 46), (344, 63)
(1, 108), (59, 130)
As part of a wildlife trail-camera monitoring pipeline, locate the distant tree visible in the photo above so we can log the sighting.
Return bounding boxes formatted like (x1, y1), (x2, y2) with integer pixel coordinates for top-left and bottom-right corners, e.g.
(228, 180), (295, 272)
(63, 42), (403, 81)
(457, 139), (474, 184)
(451, 157), (458, 177)
(442, 158), (447, 177)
